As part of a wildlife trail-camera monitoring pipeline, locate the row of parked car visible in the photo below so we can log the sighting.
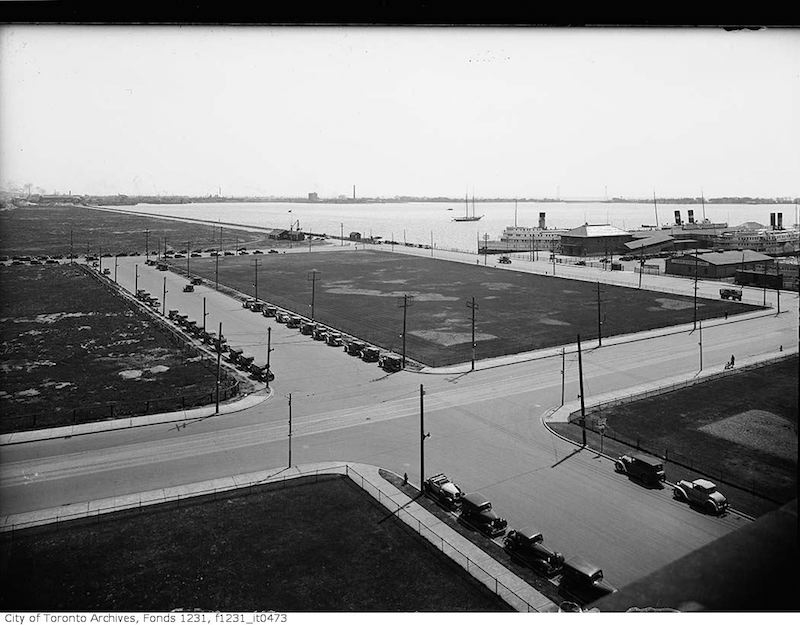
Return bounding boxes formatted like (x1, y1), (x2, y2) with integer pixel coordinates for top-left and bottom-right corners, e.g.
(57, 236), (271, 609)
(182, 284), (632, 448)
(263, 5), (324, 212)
(423, 473), (617, 606)
(242, 298), (404, 373)
(134, 289), (161, 311)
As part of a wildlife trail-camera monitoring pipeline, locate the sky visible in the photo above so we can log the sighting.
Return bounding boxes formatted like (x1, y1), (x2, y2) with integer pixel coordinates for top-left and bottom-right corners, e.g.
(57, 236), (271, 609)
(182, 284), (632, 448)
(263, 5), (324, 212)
(1, 26), (798, 199)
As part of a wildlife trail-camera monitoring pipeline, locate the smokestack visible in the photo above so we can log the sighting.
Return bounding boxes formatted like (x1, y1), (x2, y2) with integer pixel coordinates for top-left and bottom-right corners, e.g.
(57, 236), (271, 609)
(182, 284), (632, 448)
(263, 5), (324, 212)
(777, 213), (783, 229)
(674, 210), (682, 225)
(353, 185), (356, 200)
(770, 213), (776, 229)
(539, 212), (546, 229)
(688, 209), (695, 223)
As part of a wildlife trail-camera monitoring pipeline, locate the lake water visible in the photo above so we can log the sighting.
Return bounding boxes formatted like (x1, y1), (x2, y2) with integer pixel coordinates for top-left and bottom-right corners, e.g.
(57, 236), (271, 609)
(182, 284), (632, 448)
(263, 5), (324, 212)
(105, 201), (800, 254)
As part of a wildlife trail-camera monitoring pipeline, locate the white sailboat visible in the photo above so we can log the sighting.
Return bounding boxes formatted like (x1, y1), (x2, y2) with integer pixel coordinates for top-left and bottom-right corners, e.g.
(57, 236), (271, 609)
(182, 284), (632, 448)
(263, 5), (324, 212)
(453, 193), (483, 222)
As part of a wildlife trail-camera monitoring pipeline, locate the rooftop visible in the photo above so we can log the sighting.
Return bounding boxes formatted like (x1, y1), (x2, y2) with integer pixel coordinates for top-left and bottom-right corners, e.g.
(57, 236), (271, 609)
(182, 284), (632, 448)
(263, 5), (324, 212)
(563, 224), (631, 238)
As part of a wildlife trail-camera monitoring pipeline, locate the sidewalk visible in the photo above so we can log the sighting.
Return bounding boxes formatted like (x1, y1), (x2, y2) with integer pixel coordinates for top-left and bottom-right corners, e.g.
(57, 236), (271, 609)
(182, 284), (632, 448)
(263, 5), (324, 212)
(0, 460), (557, 613)
(0, 387), (271, 445)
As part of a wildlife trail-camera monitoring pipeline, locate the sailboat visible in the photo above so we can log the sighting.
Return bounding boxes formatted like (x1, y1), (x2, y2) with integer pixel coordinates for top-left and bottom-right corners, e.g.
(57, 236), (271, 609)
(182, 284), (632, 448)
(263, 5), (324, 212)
(453, 193), (484, 222)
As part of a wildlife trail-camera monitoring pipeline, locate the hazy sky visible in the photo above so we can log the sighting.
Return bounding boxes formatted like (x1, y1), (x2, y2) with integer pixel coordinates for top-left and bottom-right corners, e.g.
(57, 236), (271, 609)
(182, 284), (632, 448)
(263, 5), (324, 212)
(1, 26), (798, 199)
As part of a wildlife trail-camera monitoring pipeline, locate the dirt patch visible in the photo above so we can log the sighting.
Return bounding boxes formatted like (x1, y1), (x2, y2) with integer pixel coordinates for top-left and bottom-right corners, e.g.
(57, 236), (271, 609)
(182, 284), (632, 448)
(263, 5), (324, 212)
(409, 329), (498, 346)
(648, 298), (700, 311)
(699, 410), (797, 462)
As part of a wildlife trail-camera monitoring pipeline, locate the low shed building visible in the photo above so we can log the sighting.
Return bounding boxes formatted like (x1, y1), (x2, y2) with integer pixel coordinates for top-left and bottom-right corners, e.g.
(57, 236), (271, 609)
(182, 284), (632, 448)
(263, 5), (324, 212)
(665, 250), (774, 280)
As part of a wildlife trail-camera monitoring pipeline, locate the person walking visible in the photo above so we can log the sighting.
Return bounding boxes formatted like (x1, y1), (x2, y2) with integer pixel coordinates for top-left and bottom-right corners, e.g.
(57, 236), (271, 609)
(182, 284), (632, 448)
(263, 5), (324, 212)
(730, 354), (735, 367)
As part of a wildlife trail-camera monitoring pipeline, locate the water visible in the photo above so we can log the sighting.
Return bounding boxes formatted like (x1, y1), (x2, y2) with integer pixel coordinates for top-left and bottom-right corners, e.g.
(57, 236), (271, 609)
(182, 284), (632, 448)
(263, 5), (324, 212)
(104, 201), (800, 253)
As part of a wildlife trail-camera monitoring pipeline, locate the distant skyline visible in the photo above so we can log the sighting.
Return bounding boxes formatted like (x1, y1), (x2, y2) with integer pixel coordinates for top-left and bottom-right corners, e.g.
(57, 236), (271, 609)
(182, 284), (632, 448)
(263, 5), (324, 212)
(1, 26), (798, 199)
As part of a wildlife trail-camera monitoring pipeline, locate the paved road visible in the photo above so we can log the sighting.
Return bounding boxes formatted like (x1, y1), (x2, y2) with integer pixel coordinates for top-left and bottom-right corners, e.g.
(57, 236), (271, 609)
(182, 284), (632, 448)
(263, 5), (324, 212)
(1, 250), (796, 591)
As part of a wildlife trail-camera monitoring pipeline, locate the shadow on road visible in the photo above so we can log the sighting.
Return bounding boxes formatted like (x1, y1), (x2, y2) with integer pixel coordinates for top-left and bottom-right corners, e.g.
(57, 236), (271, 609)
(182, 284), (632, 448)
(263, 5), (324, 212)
(550, 446), (584, 469)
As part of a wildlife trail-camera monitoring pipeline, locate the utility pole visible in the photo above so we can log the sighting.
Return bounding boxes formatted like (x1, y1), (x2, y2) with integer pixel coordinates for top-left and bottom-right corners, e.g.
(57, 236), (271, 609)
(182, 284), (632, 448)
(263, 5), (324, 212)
(145, 229), (149, 259)
(186, 240), (191, 277)
(70, 229), (74, 264)
(638, 258), (644, 289)
(253, 258), (261, 301)
(164, 235), (167, 259)
(266, 326), (273, 388)
(561, 347), (566, 406)
(420, 384), (429, 491)
(484, 234), (489, 265)
(397, 294), (415, 369)
(693, 251), (699, 331)
(215, 227), (220, 291)
(99, 245), (103, 273)
(307, 269), (320, 320)
(202, 297), (207, 333)
(288, 393), (293, 468)
(114, 255), (118, 283)
(698, 320), (703, 372)
(431, 231), (434, 258)
(340, 223), (344, 246)
(162, 276), (167, 316)
(596, 282), (603, 346)
(577, 334), (587, 447)
(552, 241), (556, 275)
(215, 322), (222, 413)
(763, 263), (768, 306)
(466, 297), (478, 371)
(135, 264), (138, 294)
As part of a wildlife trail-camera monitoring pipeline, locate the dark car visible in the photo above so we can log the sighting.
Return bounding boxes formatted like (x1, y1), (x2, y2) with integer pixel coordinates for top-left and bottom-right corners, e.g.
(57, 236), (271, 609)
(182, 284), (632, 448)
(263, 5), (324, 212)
(378, 353), (402, 372)
(503, 528), (564, 576)
(344, 340), (366, 356)
(268, 249), (279, 254)
(252, 250), (264, 254)
(360, 346), (380, 362)
(614, 453), (666, 487)
(559, 556), (617, 605)
(458, 492), (507, 537)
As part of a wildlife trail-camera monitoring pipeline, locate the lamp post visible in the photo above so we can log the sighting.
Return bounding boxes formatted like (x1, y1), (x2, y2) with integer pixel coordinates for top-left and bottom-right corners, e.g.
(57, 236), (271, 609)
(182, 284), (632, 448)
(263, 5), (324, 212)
(466, 297), (478, 371)
(398, 294), (414, 369)
(420, 384), (429, 491)
(307, 269), (320, 321)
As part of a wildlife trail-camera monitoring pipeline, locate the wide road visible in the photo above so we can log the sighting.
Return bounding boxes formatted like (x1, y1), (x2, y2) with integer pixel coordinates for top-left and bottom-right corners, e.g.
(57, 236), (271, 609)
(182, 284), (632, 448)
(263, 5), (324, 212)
(1, 250), (796, 591)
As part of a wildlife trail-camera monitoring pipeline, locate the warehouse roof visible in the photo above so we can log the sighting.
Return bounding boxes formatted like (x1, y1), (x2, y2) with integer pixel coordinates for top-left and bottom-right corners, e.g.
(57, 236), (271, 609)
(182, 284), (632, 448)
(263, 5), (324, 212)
(625, 232), (674, 250)
(563, 224), (631, 238)
(677, 250), (774, 266)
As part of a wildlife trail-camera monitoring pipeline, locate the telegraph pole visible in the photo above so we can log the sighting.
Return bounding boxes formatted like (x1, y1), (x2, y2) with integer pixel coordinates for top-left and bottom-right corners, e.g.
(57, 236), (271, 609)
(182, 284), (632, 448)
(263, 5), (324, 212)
(577, 334), (587, 447)
(483, 234), (489, 265)
(70, 229), (74, 264)
(466, 297), (479, 371)
(698, 320), (703, 372)
(596, 282), (603, 346)
(135, 264), (138, 294)
(420, 384), (429, 490)
(307, 269), (320, 320)
(253, 257), (261, 301)
(145, 229), (149, 259)
(215, 322), (222, 413)
(561, 347), (566, 406)
(202, 297), (207, 333)
(397, 294), (415, 369)
(186, 240), (191, 277)
(340, 223), (344, 246)
(266, 326), (273, 388)
(162, 276), (167, 316)
(215, 226), (221, 291)
(114, 255), (118, 283)
(288, 393), (293, 468)
(638, 258), (644, 289)
(693, 251), (699, 331)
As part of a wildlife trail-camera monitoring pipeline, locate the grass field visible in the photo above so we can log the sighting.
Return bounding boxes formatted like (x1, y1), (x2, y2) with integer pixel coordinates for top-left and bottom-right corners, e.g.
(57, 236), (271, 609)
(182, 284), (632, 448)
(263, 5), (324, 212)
(184, 249), (761, 367)
(0, 264), (228, 432)
(551, 355), (798, 517)
(0, 204), (280, 258)
(0, 475), (511, 612)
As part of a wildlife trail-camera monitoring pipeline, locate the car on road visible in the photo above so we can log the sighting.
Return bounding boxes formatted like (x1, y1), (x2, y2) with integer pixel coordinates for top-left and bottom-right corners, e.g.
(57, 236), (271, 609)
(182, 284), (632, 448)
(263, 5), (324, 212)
(300, 321), (317, 335)
(378, 353), (402, 372)
(242, 298), (257, 309)
(423, 473), (464, 511)
(190, 277), (203, 285)
(262, 305), (277, 318)
(673, 479), (729, 514)
(268, 249), (279, 254)
(249, 363), (275, 382)
(183, 284), (194, 292)
(252, 250), (263, 254)
(191, 253), (201, 258)
(344, 340), (365, 356)
(719, 288), (742, 301)
(360, 346), (380, 362)
(325, 332), (343, 346)
(458, 492), (507, 538)
(498, 256), (511, 264)
(275, 311), (291, 324)
(503, 528), (565, 576)
(312, 326), (328, 341)
(614, 453), (666, 487)
(559, 556), (617, 605)
(224, 251), (234, 256)
(287, 315), (302, 329)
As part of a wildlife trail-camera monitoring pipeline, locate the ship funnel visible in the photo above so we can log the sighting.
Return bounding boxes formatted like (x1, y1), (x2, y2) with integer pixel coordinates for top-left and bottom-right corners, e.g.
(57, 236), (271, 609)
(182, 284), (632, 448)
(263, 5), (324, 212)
(539, 212), (546, 229)
(777, 213), (783, 229)
(688, 209), (695, 224)
(770, 213), (776, 229)
(674, 210), (682, 225)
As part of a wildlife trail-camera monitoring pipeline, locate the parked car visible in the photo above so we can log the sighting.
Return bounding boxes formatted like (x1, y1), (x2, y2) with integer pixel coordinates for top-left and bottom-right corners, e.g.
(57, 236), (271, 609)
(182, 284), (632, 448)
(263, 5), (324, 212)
(226, 348), (243, 364)
(458, 492), (507, 538)
(344, 340), (366, 356)
(503, 528), (564, 576)
(252, 250), (264, 254)
(673, 479), (729, 514)
(360, 346), (380, 362)
(378, 353), (402, 372)
(191, 277), (203, 285)
(242, 298), (257, 309)
(498, 256), (511, 264)
(183, 284), (194, 292)
(268, 249), (279, 254)
(275, 311), (290, 324)
(559, 556), (617, 605)
(251, 302), (265, 313)
(614, 453), (666, 487)
(423, 473), (464, 511)
(249, 363), (275, 382)
(300, 321), (317, 335)
(325, 332), (343, 346)
(262, 305), (277, 318)
(719, 288), (742, 301)
(286, 315), (302, 329)
(312, 326), (328, 341)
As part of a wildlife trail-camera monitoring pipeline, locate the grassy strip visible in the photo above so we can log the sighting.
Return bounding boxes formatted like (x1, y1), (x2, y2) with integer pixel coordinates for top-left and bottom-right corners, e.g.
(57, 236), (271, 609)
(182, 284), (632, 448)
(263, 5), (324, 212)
(550, 356), (798, 517)
(183, 249), (760, 367)
(0, 475), (511, 612)
(0, 264), (228, 432)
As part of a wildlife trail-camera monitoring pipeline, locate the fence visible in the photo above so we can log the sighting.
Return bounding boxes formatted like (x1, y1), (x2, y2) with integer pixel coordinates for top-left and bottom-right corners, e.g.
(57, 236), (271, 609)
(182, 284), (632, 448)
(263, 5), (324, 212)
(343, 465), (541, 612)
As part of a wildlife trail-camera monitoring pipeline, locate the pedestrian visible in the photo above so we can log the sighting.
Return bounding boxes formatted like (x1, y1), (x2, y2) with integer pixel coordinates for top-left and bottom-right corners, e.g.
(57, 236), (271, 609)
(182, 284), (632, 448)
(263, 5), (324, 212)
(403, 472), (408, 486)
(730, 354), (735, 367)
(724, 311), (728, 320)
(779, 345), (783, 352)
